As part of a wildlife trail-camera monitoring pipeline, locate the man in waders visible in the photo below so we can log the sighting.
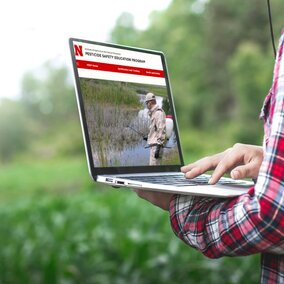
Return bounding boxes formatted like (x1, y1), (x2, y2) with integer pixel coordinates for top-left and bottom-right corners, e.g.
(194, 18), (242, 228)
(144, 93), (166, 166)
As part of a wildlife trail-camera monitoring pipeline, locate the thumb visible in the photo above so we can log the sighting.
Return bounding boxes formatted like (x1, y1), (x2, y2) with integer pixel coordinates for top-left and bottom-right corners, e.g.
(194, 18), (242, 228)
(230, 164), (252, 180)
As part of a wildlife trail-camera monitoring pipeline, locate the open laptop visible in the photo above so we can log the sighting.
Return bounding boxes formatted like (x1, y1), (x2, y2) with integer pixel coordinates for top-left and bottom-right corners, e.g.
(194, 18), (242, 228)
(69, 38), (253, 198)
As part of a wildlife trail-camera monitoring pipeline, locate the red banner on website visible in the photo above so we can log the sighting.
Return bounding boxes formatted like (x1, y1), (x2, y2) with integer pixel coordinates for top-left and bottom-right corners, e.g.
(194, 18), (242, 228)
(76, 60), (164, 78)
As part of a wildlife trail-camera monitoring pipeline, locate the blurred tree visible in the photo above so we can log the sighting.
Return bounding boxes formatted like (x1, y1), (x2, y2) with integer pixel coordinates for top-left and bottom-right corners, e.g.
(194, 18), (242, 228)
(0, 99), (30, 162)
(2, 0), (283, 162)
(21, 61), (76, 128)
(110, 12), (140, 45)
(202, 0), (270, 126)
(228, 42), (273, 144)
(136, 0), (207, 128)
(0, 60), (84, 162)
(268, 0), (284, 49)
(111, 0), (284, 147)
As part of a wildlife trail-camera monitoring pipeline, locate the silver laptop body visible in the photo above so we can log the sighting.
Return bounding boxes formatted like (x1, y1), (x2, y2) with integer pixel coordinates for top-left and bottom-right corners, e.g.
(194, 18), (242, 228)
(69, 38), (253, 198)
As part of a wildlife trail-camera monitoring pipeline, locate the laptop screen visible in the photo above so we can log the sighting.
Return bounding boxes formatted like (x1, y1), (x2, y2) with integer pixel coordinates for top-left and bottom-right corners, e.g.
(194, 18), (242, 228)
(70, 38), (183, 175)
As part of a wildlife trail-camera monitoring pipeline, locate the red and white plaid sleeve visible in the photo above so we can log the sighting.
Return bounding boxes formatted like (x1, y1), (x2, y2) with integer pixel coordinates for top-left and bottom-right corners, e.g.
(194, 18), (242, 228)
(170, 30), (284, 283)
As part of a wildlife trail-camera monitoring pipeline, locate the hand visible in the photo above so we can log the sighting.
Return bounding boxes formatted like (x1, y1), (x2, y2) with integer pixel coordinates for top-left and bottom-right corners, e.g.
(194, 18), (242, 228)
(181, 143), (263, 184)
(154, 144), (161, 159)
(134, 189), (174, 211)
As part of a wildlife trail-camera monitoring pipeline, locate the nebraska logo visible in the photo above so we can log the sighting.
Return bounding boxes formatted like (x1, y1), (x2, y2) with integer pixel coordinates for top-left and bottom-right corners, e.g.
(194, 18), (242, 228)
(74, 45), (83, 56)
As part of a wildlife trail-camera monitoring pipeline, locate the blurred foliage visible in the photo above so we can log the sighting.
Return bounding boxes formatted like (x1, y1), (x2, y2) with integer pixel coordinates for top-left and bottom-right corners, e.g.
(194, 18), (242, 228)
(0, 0), (283, 283)
(21, 61), (75, 122)
(0, 159), (260, 284)
(0, 62), (84, 162)
(1, 0), (283, 163)
(111, 0), (284, 149)
(0, 99), (30, 162)
(228, 42), (273, 143)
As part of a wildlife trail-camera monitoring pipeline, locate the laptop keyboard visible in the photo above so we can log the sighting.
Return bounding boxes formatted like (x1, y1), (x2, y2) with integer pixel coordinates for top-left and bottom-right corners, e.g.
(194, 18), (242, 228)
(123, 174), (250, 187)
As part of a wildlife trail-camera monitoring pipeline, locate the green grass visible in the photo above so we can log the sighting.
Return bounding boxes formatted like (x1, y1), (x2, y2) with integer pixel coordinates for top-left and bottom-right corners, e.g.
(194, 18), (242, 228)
(0, 157), (260, 284)
(0, 158), (91, 201)
(80, 79), (142, 109)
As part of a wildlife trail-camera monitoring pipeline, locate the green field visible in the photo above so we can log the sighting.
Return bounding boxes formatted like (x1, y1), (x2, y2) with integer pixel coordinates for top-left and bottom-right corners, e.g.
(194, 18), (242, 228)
(1, 0), (279, 281)
(0, 158), (260, 284)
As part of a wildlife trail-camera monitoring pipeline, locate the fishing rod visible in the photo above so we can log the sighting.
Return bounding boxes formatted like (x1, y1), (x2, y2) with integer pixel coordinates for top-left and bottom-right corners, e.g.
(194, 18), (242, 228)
(144, 144), (172, 149)
(128, 125), (173, 148)
(127, 125), (147, 139)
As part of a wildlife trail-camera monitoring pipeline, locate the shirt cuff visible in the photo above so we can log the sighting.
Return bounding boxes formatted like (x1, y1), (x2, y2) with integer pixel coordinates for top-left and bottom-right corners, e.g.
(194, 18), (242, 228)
(169, 194), (215, 239)
(169, 194), (197, 238)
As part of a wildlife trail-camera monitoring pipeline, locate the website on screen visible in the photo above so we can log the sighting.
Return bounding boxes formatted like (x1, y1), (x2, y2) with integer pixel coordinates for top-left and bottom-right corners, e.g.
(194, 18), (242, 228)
(73, 41), (181, 167)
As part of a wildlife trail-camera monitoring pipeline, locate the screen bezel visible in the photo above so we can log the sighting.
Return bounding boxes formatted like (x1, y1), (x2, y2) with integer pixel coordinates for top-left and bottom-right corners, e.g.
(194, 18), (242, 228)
(69, 38), (184, 180)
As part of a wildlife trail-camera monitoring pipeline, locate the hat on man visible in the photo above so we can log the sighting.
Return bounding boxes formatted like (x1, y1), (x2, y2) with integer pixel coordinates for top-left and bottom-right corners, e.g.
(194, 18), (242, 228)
(145, 93), (156, 103)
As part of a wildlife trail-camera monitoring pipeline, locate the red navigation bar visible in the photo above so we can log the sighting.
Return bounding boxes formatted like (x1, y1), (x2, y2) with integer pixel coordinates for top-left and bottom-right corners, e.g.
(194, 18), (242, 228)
(76, 60), (164, 78)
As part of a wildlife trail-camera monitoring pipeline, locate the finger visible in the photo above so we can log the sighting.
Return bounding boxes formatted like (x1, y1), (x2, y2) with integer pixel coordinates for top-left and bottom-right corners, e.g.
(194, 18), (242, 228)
(230, 159), (260, 180)
(134, 189), (147, 199)
(134, 189), (174, 211)
(184, 166), (207, 179)
(209, 163), (228, 184)
(181, 158), (215, 174)
(181, 165), (191, 173)
(181, 153), (225, 178)
(209, 152), (242, 184)
(133, 188), (140, 195)
(181, 163), (197, 173)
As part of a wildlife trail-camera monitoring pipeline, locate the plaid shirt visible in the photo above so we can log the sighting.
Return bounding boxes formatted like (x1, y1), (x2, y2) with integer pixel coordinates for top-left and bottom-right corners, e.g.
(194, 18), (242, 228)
(170, 29), (284, 284)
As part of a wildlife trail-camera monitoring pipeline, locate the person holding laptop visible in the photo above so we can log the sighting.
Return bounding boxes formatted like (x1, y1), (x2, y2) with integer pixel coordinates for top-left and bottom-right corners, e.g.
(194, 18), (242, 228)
(144, 92), (166, 166)
(136, 29), (284, 283)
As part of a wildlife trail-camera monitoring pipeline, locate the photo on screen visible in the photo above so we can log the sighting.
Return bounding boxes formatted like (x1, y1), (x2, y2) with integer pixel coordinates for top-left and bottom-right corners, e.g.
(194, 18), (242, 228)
(80, 78), (180, 167)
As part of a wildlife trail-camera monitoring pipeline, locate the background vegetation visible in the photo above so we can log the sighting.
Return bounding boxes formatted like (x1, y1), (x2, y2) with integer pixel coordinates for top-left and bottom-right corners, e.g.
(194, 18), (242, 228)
(1, 0), (284, 283)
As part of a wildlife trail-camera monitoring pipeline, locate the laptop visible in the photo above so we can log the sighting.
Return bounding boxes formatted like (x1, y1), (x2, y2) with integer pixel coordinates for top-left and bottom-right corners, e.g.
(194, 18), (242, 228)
(69, 38), (253, 198)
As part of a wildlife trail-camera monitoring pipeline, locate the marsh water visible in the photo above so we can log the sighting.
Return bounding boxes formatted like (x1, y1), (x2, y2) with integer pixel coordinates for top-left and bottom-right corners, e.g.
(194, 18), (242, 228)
(85, 93), (179, 167)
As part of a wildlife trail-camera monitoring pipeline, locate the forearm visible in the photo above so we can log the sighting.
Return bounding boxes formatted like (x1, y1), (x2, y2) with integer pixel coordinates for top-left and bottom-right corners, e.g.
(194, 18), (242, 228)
(169, 195), (242, 258)
(169, 188), (284, 258)
(169, 195), (227, 258)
